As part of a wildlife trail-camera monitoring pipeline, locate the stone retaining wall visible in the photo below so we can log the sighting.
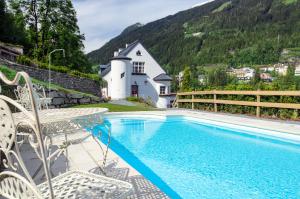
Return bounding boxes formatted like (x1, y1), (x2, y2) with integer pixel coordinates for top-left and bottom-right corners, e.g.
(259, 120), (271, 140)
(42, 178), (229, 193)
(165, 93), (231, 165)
(45, 88), (101, 108)
(0, 59), (101, 96)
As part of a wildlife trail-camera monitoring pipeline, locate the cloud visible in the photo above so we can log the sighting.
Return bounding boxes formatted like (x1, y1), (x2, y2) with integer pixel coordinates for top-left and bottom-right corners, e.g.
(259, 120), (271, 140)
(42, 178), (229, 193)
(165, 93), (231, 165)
(192, 0), (215, 8)
(73, 0), (209, 53)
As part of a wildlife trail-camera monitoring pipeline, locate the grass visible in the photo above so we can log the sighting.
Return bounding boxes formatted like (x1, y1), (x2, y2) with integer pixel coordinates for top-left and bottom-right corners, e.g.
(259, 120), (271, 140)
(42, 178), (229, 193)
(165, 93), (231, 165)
(282, 0), (298, 5)
(72, 102), (157, 112)
(0, 65), (98, 99)
(212, 1), (232, 13)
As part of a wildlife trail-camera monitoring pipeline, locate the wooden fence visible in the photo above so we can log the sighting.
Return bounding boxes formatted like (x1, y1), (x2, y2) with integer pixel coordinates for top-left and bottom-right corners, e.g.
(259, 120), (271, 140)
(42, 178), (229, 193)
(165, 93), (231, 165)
(175, 90), (300, 117)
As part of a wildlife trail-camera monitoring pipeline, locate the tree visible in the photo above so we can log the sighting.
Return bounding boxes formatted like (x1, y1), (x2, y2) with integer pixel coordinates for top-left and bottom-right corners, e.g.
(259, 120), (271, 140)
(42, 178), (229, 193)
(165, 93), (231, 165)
(171, 75), (179, 92)
(50, 0), (90, 71)
(0, 0), (27, 46)
(251, 67), (261, 86)
(208, 67), (228, 87)
(7, 0), (91, 72)
(0, 0), (10, 42)
(180, 66), (192, 91)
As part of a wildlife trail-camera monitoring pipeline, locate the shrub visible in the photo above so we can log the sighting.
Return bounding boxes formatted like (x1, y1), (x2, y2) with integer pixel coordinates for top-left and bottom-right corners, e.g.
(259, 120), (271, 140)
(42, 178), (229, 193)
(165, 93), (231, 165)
(126, 96), (142, 102)
(69, 70), (100, 82)
(16, 55), (36, 67)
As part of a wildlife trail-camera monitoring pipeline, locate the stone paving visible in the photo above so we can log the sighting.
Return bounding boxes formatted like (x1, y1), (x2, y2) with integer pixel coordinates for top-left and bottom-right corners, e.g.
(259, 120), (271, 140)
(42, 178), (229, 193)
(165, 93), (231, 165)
(21, 131), (169, 199)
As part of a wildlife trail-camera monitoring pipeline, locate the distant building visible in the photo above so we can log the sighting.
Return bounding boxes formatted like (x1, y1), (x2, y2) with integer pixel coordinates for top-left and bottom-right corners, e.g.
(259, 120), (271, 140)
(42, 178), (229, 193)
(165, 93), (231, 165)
(260, 73), (273, 82)
(295, 64), (300, 76)
(260, 63), (289, 76)
(177, 71), (184, 82)
(0, 42), (23, 62)
(100, 41), (175, 108)
(198, 74), (206, 84)
(273, 63), (288, 76)
(228, 67), (255, 81)
(260, 65), (274, 73)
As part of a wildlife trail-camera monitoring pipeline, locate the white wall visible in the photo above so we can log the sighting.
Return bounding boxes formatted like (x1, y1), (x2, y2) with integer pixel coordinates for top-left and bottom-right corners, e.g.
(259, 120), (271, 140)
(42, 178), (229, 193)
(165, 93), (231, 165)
(126, 43), (165, 79)
(110, 59), (132, 99)
(127, 43), (172, 107)
(157, 96), (175, 108)
(103, 72), (111, 97)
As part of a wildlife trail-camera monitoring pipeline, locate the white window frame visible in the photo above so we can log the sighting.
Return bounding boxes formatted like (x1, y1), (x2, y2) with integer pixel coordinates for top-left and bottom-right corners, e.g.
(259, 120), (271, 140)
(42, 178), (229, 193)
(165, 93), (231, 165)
(160, 86), (166, 95)
(133, 62), (145, 74)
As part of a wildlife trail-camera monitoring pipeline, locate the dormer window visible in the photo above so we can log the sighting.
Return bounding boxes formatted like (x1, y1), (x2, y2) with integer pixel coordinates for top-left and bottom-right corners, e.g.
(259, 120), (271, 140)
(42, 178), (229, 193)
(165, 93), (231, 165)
(136, 50), (142, 56)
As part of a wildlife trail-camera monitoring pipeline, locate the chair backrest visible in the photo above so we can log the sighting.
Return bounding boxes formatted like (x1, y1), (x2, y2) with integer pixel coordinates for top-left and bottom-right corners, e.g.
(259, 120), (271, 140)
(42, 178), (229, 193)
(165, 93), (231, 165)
(0, 71), (54, 198)
(0, 171), (42, 199)
(0, 99), (15, 151)
(14, 85), (42, 110)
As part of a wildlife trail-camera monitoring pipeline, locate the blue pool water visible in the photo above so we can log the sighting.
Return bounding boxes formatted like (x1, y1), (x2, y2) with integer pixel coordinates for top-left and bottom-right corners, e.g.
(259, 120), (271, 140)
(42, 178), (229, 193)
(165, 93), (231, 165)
(92, 116), (300, 199)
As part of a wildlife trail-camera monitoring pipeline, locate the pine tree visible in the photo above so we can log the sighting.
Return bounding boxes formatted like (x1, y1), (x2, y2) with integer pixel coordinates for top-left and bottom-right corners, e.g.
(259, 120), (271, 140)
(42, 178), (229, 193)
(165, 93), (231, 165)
(180, 66), (192, 91)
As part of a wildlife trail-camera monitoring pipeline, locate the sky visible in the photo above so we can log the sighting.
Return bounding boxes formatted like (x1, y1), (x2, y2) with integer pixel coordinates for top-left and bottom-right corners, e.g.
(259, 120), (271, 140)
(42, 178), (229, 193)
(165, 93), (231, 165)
(73, 0), (211, 53)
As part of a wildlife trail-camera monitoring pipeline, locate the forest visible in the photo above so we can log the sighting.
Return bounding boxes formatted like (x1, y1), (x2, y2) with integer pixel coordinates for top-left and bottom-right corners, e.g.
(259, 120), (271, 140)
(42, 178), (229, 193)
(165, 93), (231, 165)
(87, 0), (300, 75)
(0, 0), (91, 72)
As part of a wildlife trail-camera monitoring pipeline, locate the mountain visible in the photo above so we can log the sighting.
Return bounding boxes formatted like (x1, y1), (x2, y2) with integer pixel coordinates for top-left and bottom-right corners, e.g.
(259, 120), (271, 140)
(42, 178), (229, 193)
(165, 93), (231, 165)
(120, 23), (143, 35)
(87, 0), (300, 74)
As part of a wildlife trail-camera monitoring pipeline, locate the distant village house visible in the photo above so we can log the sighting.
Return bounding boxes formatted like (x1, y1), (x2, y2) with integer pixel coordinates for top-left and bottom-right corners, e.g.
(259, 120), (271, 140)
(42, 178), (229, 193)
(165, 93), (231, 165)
(260, 63), (288, 76)
(227, 67), (255, 81)
(295, 64), (300, 76)
(260, 73), (273, 82)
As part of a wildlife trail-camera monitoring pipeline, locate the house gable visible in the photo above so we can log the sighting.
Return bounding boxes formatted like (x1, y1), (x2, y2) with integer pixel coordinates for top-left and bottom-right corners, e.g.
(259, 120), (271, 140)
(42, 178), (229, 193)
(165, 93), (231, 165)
(125, 42), (165, 79)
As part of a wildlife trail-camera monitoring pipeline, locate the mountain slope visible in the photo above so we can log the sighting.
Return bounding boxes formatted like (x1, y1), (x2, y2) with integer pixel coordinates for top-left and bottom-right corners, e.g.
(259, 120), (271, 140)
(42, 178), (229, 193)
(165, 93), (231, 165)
(87, 0), (300, 74)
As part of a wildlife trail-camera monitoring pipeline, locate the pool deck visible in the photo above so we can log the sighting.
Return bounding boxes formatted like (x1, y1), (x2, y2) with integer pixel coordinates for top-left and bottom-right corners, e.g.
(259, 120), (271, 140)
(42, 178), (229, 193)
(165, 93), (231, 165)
(107, 109), (300, 137)
(22, 110), (300, 198)
(22, 130), (169, 199)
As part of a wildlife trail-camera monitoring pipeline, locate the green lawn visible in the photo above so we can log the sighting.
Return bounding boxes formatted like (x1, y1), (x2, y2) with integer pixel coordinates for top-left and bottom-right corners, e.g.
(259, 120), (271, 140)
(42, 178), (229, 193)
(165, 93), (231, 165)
(282, 0), (298, 5)
(72, 102), (158, 112)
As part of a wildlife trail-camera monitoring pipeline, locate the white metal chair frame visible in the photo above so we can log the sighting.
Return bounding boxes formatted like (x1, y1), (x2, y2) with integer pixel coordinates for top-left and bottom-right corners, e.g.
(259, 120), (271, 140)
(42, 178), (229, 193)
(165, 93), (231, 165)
(0, 71), (132, 198)
(14, 84), (51, 110)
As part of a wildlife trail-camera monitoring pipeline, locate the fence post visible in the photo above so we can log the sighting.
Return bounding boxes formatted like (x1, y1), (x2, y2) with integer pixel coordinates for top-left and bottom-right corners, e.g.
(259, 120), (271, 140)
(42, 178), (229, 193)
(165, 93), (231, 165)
(214, 90), (217, 112)
(256, 91), (260, 117)
(192, 92), (194, 110)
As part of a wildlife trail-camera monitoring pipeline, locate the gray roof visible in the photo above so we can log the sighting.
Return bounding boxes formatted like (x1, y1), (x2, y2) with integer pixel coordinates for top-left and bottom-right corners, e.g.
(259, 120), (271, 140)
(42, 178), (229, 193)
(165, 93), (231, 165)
(100, 41), (139, 77)
(100, 64), (111, 77)
(119, 40), (139, 56)
(100, 64), (109, 69)
(153, 73), (172, 81)
(110, 55), (132, 61)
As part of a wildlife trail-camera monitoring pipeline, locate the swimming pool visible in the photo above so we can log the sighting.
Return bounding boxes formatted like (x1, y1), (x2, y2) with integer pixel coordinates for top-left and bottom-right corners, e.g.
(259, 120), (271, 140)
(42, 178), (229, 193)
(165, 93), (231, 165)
(93, 115), (300, 199)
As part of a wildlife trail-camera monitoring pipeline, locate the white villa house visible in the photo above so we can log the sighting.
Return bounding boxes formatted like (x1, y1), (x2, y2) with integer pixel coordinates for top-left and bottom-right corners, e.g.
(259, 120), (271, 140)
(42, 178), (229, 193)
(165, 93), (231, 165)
(100, 41), (175, 108)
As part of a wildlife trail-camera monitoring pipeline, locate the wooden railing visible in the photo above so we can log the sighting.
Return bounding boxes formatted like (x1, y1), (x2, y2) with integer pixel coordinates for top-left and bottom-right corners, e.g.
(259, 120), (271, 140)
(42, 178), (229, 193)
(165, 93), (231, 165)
(176, 90), (300, 117)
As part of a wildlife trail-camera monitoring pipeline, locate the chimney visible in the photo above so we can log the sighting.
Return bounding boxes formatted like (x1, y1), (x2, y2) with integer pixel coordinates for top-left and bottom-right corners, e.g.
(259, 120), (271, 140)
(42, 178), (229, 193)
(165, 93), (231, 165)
(114, 51), (119, 57)
(125, 43), (129, 48)
(118, 48), (123, 53)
